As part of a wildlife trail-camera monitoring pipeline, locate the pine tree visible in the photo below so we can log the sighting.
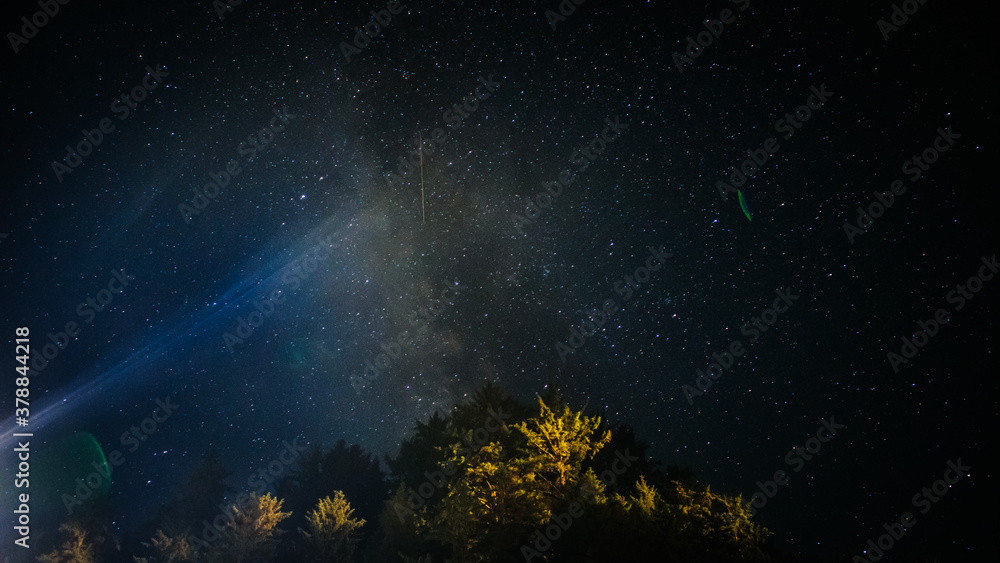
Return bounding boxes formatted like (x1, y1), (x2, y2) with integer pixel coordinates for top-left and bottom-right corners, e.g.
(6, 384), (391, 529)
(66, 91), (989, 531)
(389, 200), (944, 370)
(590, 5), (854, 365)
(275, 440), (387, 552)
(368, 485), (436, 563)
(175, 450), (231, 526)
(208, 493), (290, 563)
(514, 395), (611, 499)
(429, 441), (547, 559)
(655, 480), (773, 561)
(135, 529), (195, 562)
(300, 491), (366, 562)
(38, 522), (101, 563)
(138, 449), (230, 557)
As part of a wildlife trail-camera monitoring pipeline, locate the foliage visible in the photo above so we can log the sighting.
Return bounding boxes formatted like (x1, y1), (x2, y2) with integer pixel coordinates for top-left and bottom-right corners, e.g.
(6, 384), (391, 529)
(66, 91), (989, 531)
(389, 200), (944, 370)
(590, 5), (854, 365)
(300, 491), (366, 562)
(207, 493), (290, 563)
(514, 395), (612, 499)
(134, 529), (195, 563)
(37, 382), (801, 563)
(275, 439), (387, 554)
(37, 522), (101, 563)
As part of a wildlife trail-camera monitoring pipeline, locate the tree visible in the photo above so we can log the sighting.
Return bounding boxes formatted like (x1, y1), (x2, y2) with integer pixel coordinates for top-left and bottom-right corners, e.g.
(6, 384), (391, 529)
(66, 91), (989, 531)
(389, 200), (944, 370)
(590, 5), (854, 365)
(388, 381), (526, 494)
(275, 439), (387, 550)
(208, 493), (290, 563)
(368, 485), (437, 563)
(626, 479), (772, 561)
(428, 441), (547, 559)
(514, 395), (611, 499)
(134, 529), (195, 563)
(300, 491), (366, 562)
(38, 522), (102, 563)
(135, 449), (230, 561)
(175, 450), (231, 526)
(394, 392), (612, 560)
(387, 410), (453, 490)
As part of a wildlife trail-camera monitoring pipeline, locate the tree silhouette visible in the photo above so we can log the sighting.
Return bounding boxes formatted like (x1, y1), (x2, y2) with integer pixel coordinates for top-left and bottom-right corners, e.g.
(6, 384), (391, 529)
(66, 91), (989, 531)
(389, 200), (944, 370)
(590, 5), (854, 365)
(133, 529), (195, 563)
(367, 485), (436, 562)
(208, 493), (290, 563)
(275, 439), (387, 552)
(132, 450), (230, 563)
(34, 381), (821, 562)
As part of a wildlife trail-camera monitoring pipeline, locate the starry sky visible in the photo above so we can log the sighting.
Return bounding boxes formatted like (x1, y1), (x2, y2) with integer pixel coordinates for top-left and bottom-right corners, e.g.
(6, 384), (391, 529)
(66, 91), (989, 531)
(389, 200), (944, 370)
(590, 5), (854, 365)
(1, 0), (997, 559)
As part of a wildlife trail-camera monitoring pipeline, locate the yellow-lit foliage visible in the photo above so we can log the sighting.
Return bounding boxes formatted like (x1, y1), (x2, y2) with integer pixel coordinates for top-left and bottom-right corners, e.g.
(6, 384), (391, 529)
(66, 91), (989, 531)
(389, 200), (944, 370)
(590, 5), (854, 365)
(515, 396), (611, 495)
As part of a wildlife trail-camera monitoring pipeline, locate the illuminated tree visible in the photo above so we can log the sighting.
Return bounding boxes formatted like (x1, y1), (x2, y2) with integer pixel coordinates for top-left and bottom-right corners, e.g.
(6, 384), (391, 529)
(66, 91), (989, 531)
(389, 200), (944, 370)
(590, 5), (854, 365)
(208, 493), (290, 563)
(38, 522), (101, 563)
(301, 491), (366, 562)
(514, 396), (611, 499)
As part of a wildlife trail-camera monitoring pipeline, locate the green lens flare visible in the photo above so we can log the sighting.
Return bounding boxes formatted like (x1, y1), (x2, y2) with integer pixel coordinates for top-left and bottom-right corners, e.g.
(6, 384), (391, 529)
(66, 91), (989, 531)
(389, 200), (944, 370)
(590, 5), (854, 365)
(34, 431), (112, 517)
(738, 190), (753, 222)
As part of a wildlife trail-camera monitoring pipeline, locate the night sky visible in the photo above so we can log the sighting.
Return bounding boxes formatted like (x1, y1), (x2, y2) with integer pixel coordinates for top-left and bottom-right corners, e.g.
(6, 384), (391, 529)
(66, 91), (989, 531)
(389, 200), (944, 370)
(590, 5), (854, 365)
(1, 0), (997, 560)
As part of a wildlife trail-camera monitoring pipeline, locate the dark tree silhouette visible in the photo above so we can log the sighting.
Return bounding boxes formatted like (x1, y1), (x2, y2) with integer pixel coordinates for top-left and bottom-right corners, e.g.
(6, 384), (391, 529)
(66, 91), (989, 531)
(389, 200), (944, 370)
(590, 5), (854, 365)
(37, 382), (841, 563)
